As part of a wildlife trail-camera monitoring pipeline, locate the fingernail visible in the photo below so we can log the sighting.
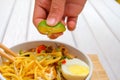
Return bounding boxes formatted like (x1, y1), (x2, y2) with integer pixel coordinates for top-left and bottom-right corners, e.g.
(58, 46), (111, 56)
(68, 21), (76, 31)
(47, 18), (56, 26)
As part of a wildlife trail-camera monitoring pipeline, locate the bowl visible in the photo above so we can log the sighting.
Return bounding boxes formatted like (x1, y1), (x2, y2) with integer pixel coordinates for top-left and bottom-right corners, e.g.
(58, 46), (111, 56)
(0, 40), (93, 80)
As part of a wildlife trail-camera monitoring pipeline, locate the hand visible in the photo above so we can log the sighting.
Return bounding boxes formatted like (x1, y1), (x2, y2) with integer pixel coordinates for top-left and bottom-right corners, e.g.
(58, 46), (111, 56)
(33, 0), (86, 38)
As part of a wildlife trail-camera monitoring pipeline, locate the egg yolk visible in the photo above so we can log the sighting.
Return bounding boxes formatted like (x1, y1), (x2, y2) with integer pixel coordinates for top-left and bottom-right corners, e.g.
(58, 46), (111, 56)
(68, 64), (89, 75)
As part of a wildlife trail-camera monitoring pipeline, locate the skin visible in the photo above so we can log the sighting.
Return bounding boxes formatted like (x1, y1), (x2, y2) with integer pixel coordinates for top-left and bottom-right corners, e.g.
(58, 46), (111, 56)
(33, 0), (86, 39)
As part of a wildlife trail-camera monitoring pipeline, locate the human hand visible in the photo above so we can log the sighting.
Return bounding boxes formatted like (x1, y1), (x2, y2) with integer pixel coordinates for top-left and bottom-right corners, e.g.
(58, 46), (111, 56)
(33, 0), (86, 39)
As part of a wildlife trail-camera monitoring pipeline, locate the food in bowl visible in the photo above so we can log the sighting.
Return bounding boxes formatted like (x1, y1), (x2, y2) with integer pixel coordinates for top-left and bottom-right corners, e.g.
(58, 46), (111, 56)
(0, 41), (93, 80)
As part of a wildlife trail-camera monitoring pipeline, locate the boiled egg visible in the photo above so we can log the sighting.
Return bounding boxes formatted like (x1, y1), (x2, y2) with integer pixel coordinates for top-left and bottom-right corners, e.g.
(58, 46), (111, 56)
(61, 58), (89, 80)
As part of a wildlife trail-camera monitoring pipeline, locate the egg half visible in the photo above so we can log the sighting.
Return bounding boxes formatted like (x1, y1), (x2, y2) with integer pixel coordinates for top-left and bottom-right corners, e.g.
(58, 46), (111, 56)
(61, 58), (89, 80)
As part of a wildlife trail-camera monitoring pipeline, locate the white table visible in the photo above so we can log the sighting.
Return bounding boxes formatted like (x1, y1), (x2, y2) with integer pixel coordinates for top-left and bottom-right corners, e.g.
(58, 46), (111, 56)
(0, 0), (120, 80)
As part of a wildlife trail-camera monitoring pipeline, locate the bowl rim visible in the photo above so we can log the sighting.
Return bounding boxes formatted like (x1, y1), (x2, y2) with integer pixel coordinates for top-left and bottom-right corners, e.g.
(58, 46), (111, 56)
(9, 40), (93, 80)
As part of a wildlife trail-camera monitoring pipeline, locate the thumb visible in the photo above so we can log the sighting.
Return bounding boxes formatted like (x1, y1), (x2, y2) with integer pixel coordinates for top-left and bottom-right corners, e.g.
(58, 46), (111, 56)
(47, 0), (66, 26)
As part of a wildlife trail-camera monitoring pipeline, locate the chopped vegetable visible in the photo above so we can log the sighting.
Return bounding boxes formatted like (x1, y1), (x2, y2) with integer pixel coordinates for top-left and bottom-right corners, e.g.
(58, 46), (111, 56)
(19, 50), (24, 55)
(61, 60), (66, 64)
(36, 45), (46, 53)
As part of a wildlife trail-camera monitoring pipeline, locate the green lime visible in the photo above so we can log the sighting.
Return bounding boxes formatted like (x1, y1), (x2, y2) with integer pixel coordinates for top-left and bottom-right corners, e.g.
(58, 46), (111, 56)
(37, 20), (66, 35)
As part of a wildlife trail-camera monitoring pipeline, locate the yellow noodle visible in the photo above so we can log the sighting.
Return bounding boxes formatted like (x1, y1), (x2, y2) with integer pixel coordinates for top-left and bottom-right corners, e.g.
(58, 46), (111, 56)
(44, 57), (61, 66)
(35, 60), (43, 69)
(0, 47), (70, 80)
(34, 66), (38, 79)
(3, 73), (19, 80)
